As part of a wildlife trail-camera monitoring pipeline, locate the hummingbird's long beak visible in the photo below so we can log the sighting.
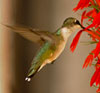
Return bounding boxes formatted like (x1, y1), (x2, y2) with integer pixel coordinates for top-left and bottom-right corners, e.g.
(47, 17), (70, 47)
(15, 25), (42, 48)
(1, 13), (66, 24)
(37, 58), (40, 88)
(80, 24), (85, 29)
(76, 21), (85, 29)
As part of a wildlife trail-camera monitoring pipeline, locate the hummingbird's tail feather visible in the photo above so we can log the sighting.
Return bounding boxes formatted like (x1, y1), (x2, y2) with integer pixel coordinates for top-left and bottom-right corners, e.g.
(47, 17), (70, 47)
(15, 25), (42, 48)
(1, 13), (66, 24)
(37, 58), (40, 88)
(37, 63), (46, 72)
(25, 42), (52, 82)
(25, 77), (31, 82)
(25, 66), (41, 82)
(25, 62), (47, 82)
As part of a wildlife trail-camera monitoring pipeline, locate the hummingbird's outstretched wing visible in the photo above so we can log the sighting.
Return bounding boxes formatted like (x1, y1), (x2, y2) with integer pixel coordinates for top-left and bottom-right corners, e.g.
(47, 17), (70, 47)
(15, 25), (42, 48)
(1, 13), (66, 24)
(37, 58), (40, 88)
(3, 24), (54, 45)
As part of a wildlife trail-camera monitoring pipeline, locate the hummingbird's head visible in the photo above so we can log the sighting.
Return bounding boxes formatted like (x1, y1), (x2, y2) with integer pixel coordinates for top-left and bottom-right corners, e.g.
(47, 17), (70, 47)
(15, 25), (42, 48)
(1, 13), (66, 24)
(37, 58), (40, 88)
(62, 17), (83, 30)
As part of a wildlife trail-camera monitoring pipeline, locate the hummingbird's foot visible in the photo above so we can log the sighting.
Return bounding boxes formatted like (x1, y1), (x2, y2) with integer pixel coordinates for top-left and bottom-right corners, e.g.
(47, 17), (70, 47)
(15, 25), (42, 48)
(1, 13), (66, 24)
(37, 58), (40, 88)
(25, 77), (31, 82)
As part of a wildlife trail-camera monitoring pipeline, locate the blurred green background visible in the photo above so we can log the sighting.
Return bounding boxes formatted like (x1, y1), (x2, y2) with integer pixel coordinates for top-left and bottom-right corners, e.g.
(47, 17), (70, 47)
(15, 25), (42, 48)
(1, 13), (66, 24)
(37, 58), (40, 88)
(0, 0), (96, 93)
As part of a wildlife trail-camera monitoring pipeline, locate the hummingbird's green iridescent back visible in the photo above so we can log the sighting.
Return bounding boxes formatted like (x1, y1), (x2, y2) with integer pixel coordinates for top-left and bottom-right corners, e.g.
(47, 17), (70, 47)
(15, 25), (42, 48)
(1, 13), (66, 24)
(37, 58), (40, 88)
(27, 42), (55, 78)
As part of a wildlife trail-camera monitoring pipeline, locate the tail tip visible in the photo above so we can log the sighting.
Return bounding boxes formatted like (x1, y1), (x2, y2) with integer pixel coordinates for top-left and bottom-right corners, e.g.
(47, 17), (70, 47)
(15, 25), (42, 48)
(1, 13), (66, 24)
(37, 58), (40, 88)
(25, 77), (31, 82)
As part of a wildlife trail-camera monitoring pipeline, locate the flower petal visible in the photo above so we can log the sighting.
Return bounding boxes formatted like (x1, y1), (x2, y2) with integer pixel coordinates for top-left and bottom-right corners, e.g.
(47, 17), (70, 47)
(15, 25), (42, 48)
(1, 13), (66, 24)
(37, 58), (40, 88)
(83, 50), (95, 68)
(96, 88), (100, 93)
(83, 54), (94, 68)
(85, 30), (100, 41)
(96, 0), (100, 7)
(90, 68), (100, 86)
(94, 41), (100, 58)
(81, 10), (87, 25)
(70, 30), (83, 52)
(73, 0), (90, 11)
(90, 0), (96, 5)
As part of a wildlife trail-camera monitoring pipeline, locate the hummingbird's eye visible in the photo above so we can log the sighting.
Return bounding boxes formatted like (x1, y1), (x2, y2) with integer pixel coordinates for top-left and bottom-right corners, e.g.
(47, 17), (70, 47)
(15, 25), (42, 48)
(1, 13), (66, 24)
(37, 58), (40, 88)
(75, 20), (80, 25)
(74, 19), (77, 23)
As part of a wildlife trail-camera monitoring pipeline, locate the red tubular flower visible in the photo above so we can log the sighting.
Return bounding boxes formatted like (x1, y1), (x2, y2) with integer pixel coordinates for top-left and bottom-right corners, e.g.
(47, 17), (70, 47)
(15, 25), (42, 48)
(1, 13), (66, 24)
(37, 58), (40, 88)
(81, 9), (97, 24)
(80, 9), (99, 41)
(96, 56), (100, 69)
(70, 29), (100, 52)
(96, 84), (100, 93)
(83, 54), (94, 68)
(84, 12), (100, 30)
(92, 12), (100, 28)
(85, 30), (100, 41)
(83, 50), (95, 68)
(94, 41), (100, 58)
(90, 67), (100, 86)
(70, 30), (83, 52)
(96, 28), (100, 35)
(83, 41), (100, 68)
(87, 9), (97, 21)
(73, 0), (90, 11)
(97, 87), (100, 93)
(90, 0), (96, 5)
(70, 29), (100, 53)
(73, 0), (100, 92)
(81, 10), (87, 25)
(96, 0), (100, 7)
(90, 56), (100, 92)
(73, 0), (95, 11)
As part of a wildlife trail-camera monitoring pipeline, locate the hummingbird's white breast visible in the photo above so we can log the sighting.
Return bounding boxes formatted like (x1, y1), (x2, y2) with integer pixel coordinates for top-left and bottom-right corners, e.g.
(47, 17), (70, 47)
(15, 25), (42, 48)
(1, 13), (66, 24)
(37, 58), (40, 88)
(46, 27), (73, 63)
(61, 27), (73, 41)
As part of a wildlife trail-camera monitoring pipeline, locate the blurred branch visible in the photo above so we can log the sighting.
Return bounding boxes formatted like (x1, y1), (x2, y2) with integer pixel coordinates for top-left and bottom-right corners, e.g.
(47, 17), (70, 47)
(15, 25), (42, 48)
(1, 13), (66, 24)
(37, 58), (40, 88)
(0, 0), (14, 93)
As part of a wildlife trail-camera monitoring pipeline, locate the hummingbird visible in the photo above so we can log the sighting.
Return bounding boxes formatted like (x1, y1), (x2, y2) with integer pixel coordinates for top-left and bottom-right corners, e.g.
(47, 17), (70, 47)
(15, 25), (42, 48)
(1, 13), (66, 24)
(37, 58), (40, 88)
(3, 17), (84, 82)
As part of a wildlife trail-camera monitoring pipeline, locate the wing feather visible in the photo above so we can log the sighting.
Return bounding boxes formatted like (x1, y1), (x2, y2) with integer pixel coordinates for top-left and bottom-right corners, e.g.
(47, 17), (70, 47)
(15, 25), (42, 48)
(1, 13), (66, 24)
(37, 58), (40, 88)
(2, 24), (53, 45)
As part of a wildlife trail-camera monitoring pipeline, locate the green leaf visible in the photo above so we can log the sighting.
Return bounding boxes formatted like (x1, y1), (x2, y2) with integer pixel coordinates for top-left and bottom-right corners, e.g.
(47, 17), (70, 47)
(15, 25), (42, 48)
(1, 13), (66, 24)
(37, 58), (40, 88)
(80, 41), (98, 45)
(89, 5), (100, 12)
